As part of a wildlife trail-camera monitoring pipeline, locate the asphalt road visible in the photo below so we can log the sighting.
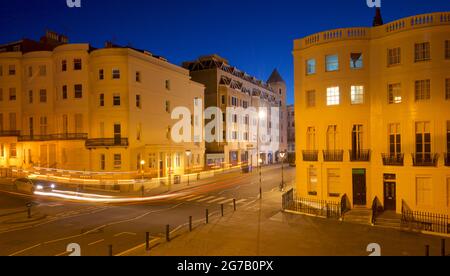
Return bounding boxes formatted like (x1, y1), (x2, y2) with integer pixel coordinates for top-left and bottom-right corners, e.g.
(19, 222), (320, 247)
(0, 165), (294, 256)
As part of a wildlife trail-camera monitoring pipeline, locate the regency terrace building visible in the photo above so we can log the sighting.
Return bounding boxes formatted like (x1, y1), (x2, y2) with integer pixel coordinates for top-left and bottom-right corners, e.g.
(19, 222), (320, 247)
(0, 31), (205, 180)
(294, 10), (450, 215)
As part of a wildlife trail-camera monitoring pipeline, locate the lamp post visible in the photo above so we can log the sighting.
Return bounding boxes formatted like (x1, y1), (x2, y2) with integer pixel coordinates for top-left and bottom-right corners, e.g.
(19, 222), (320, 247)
(257, 109), (266, 199)
(279, 151), (287, 192)
(185, 150), (192, 186)
(140, 159), (146, 197)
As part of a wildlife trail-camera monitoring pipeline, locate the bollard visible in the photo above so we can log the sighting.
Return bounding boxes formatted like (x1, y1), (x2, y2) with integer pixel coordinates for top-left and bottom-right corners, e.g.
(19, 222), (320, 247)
(221, 204), (224, 217)
(206, 209), (209, 224)
(189, 216), (192, 232)
(166, 224), (170, 242)
(27, 207), (31, 219)
(442, 239), (446, 257)
(233, 199), (236, 211)
(146, 232), (150, 251)
(108, 245), (113, 256)
(425, 245), (430, 256)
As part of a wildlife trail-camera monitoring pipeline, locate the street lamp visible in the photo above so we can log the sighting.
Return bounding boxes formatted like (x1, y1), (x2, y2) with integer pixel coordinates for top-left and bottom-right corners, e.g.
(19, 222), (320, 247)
(279, 151), (287, 192)
(140, 159), (146, 197)
(185, 150), (192, 186)
(257, 109), (266, 199)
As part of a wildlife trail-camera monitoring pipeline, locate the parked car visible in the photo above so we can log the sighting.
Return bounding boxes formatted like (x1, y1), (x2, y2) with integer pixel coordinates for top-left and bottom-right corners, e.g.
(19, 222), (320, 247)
(13, 178), (56, 194)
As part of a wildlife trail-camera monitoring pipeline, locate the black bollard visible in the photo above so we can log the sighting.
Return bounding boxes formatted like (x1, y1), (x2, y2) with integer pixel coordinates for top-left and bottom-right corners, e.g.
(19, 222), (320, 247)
(206, 209), (209, 224)
(146, 232), (150, 251)
(221, 204), (224, 217)
(425, 245), (430, 256)
(189, 216), (192, 232)
(166, 224), (170, 242)
(233, 199), (236, 211)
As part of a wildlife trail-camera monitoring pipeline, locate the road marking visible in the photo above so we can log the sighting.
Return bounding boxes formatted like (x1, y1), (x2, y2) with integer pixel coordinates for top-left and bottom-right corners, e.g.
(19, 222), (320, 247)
(186, 195), (204, 201)
(115, 238), (159, 256)
(88, 239), (105, 246)
(55, 251), (69, 256)
(207, 197), (226, 204)
(177, 194), (198, 200)
(230, 199), (247, 205)
(114, 232), (136, 238)
(9, 243), (42, 256)
(196, 196), (216, 202)
(218, 198), (233, 205)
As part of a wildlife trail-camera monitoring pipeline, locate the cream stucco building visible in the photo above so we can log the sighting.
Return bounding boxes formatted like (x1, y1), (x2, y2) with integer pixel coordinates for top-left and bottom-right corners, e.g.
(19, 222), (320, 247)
(294, 11), (450, 215)
(0, 31), (205, 181)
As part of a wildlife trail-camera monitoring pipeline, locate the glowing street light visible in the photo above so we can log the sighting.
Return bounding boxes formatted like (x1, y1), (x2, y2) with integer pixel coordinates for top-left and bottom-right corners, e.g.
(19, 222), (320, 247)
(140, 159), (146, 197)
(279, 151), (287, 192)
(185, 150), (192, 186)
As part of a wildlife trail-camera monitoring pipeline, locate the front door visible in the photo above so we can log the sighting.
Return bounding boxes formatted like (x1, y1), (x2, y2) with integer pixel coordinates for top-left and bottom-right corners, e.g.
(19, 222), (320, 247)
(352, 169), (367, 206)
(383, 175), (397, 211)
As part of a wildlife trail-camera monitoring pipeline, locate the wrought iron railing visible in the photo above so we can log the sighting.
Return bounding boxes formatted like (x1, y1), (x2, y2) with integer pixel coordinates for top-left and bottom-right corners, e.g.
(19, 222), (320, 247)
(323, 150), (344, 162)
(349, 150), (371, 162)
(302, 150), (319, 162)
(19, 133), (88, 142)
(382, 153), (404, 166)
(0, 130), (20, 137)
(282, 189), (341, 219)
(412, 153), (439, 167)
(401, 204), (449, 234)
(85, 138), (129, 148)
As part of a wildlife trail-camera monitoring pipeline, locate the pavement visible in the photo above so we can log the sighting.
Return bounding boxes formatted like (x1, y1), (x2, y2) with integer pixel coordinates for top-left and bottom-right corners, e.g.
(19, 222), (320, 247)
(127, 188), (448, 257)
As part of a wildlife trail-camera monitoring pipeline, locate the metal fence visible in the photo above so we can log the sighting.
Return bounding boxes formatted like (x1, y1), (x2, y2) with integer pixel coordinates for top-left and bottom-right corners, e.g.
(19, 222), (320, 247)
(282, 189), (341, 219)
(401, 210), (449, 234)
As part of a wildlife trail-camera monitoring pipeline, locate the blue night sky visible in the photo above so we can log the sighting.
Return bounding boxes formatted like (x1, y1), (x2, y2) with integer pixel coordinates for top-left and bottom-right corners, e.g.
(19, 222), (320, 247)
(1, 0), (450, 104)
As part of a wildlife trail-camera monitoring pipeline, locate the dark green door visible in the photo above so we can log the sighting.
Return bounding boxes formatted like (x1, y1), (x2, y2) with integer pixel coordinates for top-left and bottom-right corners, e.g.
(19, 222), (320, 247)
(352, 169), (367, 206)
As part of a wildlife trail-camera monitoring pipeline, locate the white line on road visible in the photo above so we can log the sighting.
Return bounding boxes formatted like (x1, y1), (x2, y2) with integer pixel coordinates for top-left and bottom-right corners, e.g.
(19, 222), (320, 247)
(207, 197), (226, 204)
(186, 195), (204, 201)
(218, 198), (233, 205)
(177, 195), (198, 200)
(196, 196), (216, 202)
(114, 232), (136, 238)
(230, 199), (247, 205)
(88, 239), (105, 246)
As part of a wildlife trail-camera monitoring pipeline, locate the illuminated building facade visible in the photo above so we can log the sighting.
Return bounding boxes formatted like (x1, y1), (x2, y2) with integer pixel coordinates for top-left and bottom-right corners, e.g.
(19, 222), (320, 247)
(183, 55), (288, 168)
(0, 31), (205, 180)
(294, 11), (450, 214)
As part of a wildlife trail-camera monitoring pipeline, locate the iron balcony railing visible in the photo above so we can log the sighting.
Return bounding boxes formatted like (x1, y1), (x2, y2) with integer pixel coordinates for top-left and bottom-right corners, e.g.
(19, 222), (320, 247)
(412, 153), (439, 167)
(19, 133), (88, 142)
(445, 153), (450, 167)
(323, 150), (344, 162)
(282, 189), (341, 219)
(349, 150), (371, 162)
(0, 130), (21, 137)
(382, 153), (404, 166)
(85, 138), (129, 149)
(302, 150), (319, 162)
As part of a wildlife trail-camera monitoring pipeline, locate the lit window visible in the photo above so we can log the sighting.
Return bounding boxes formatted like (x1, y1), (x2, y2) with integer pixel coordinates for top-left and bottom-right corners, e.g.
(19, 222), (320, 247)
(327, 169), (341, 197)
(326, 87), (340, 106)
(39, 89), (47, 103)
(388, 83), (402, 104)
(415, 80), (431, 101)
(74, 84), (83, 99)
(10, 143), (17, 158)
(74, 59), (82, 70)
(350, 53), (363, 69)
(307, 167), (318, 196)
(351, 86), (364, 104)
(112, 69), (120, 79)
(387, 48), (401, 66)
(415, 42), (431, 62)
(306, 59), (316, 75)
(306, 90), (316, 107)
(326, 55), (339, 72)
(114, 154), (122, 169)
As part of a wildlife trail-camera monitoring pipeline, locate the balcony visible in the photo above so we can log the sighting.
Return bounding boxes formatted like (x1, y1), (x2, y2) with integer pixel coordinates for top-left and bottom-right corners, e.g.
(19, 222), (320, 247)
(412, 153), (439, 167)
(0, 130), (20, 137)
(19, 133), (88, 142)
(349, 150), (371, 162)
(382, 153), (404, 166)
(85, 138), (129, 149)
(445, 153), (450, 167)
(302, 150), (319, 162)
(323, 150), (344, 162)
